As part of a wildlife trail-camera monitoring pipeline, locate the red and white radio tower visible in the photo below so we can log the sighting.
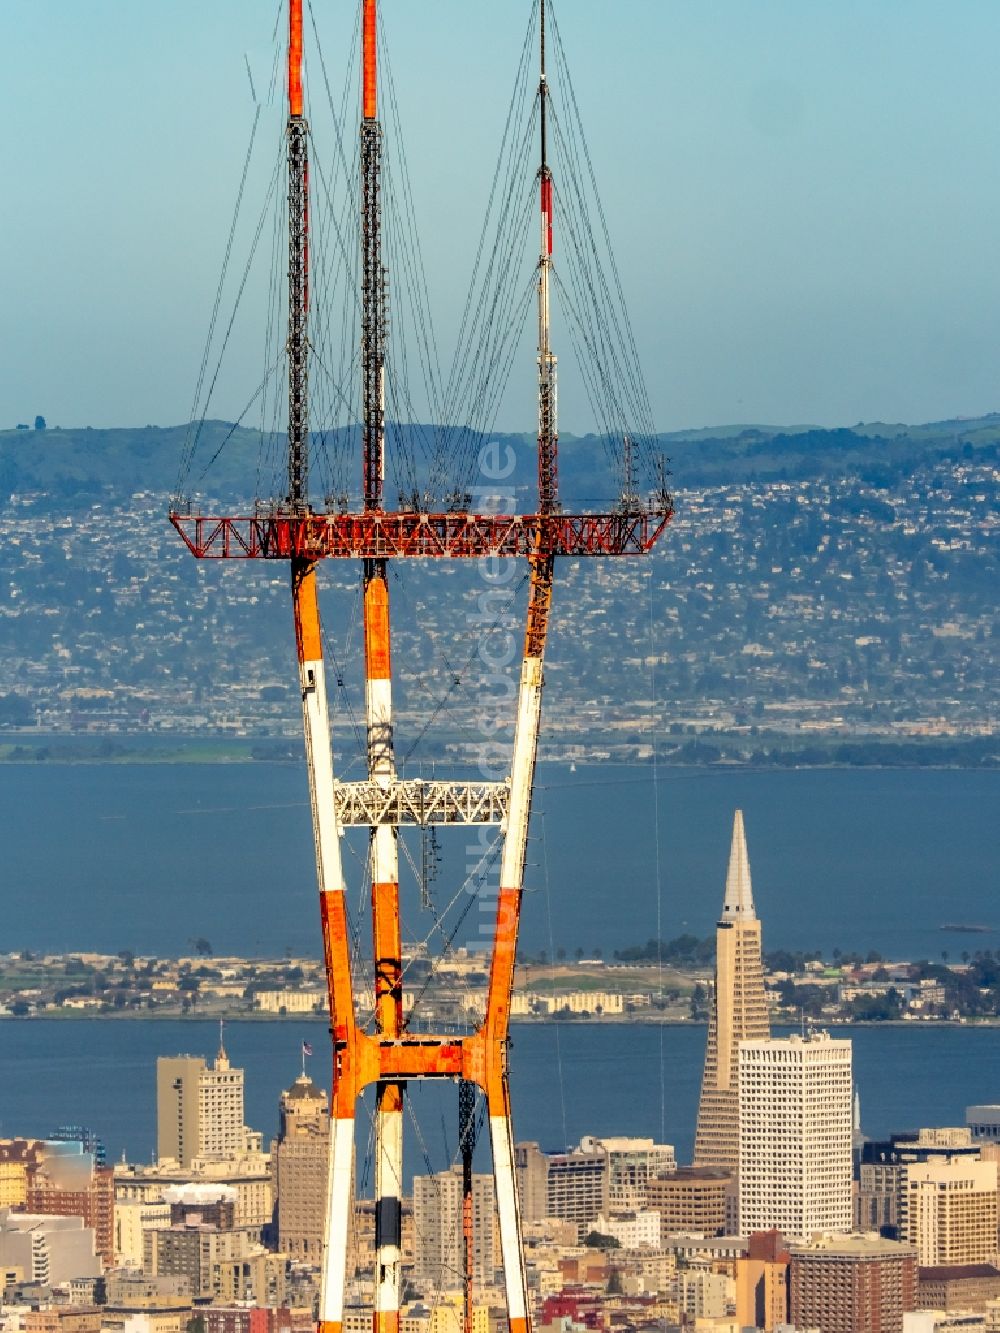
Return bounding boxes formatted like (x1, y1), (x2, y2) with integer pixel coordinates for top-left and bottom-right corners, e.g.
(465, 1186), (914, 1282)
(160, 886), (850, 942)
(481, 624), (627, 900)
(170, 4), (673, 1333)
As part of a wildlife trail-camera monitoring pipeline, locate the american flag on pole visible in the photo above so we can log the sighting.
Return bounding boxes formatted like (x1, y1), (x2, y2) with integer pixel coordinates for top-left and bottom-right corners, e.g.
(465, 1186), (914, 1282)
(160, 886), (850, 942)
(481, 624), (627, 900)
(302, 1041), (313, 1057)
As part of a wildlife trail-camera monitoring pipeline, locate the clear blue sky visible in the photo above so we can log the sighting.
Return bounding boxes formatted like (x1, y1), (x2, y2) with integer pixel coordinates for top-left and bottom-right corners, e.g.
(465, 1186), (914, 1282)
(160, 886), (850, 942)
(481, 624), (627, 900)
(3, 1), (1000, 434)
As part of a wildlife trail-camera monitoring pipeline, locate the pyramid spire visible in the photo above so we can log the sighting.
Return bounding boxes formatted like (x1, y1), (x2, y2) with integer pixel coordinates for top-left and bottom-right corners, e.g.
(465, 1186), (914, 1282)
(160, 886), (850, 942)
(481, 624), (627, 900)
(694, 808), (770, 1169)
(720, 808), (755, 924)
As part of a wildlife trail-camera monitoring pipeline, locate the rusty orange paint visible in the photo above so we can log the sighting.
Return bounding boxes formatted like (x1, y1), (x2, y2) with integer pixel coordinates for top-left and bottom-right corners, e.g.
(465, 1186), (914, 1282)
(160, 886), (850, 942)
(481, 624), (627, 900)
(319, 890), (360, 1118)
(292, 560), (322, 663)
(481, 885), (522, 1102)
(320, 891), (355, 1019)
(379, 1082), (403, 1114)
(289, 0), (304, 118)
(363, 574), (391, 679)
(485, 886), (521, 1033)
(363, 0), (377, 120)
(372, 877), (401, 1033)
(320, 1028), (492, 1090)
(524, 555), (554, 658)
(378, 1041), (465, 1080)
(318, 1323), (342, 1333)
(374, 1314), (399, 1333)
(509, 1318), (529, 1333)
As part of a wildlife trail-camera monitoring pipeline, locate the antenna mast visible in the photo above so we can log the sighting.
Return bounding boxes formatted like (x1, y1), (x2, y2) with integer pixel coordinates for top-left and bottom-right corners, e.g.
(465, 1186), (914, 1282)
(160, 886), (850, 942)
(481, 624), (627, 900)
(361, 0), (386, 511)
(359, 10), (405, 1333)
(287, 0), (309, 508)
(537, 0), (558, 513)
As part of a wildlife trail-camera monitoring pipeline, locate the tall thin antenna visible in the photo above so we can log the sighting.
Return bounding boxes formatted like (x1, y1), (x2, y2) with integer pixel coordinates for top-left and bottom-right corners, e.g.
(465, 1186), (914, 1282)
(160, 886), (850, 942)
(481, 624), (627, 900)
(536, 0), (558, 513)
(361, 0), (386, 510)
(286, 0), (309, 508)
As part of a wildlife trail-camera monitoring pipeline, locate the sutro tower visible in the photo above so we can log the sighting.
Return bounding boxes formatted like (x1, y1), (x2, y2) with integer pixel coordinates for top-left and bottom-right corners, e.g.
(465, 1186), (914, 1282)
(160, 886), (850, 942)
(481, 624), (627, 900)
(170, 5), (673, 1333)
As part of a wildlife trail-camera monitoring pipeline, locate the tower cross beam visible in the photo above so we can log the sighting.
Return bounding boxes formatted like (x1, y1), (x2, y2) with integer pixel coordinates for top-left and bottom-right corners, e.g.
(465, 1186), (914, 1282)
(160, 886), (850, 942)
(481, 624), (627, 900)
(334, 779), (509, 827)
(169, 508), (673, 560)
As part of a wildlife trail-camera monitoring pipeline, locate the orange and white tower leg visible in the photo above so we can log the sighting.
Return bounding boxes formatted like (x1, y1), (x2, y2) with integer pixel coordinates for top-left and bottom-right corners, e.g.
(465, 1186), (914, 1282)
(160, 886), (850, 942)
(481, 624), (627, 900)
(174, 6), (675, 1333)
(292, 559), (358, 1333)
(482, 558), (553, 1333)
(483, 9), (559, 1322)
(285, 7), (359, 1331)
(364, 562), (403, 1333)
(359, 2), (402, 1327)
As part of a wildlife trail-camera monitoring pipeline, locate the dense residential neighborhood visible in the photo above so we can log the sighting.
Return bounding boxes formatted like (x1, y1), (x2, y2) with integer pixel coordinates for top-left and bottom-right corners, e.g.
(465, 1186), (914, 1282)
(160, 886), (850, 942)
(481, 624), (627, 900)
(0, 421), (995, 764)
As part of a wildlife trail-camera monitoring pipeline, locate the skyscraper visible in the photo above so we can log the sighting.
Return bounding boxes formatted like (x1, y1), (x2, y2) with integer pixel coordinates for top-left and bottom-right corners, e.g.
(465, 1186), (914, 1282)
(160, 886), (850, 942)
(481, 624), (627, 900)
(739, 1031), (853, 1240)
(272, 1073), (330, 1260)
(694, 809), (770, 1169)
(156, 1032), (249, 1167)
(413, 1168), (496, 1292)
(904, 1157), (999, 1266)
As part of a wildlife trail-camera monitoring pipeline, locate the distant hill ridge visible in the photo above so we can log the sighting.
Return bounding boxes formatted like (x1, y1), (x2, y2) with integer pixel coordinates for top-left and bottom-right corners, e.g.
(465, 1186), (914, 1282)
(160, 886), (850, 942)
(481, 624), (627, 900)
(1, 413), (997, 507)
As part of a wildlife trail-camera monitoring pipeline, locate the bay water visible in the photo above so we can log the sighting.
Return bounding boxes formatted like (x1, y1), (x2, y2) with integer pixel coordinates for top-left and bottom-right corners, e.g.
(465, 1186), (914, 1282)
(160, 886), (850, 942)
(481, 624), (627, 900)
(1, 760), (996, 1185)
(1, 1018), (998, 1183)
(0, 762), (996, 961)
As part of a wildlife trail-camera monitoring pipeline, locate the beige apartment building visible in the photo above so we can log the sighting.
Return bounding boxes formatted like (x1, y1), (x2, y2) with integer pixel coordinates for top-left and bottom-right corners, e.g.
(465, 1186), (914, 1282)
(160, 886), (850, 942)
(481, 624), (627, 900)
(413, 1169), (496, 1292)
(156, 1035), (252, 1167)
(647, 1167), (731, 1238)
(113, 1199), (172, 1268)
(905, 1157), (1000, 1267)
(116, 1154), (272, 1236)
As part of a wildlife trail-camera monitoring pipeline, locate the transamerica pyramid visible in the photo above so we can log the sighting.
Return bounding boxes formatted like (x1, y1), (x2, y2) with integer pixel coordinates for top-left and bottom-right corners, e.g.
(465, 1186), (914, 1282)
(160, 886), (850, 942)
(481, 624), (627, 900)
(693, 809), (771, 1169)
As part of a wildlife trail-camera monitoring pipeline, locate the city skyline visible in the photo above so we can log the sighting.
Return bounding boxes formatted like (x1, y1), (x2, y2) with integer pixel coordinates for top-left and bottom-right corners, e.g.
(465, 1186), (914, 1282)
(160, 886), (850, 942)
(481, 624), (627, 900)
(4, 1023), (1000, 1329)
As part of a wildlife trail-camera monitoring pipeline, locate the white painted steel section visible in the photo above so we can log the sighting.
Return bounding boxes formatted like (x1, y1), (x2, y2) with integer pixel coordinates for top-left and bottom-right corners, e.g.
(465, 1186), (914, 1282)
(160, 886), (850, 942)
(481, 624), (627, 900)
(320, 1116), (356, 1325)
(367, 675), (394, 775)
(335, 778), (509, 827)
(490, 1112), (528, 1323)
(300, 654), (346, 896)
(365, 606), (403, 1326)
(374, 1104), (403, 1315)
(499, 656), (543, 889)
(365, 671), (399, 906)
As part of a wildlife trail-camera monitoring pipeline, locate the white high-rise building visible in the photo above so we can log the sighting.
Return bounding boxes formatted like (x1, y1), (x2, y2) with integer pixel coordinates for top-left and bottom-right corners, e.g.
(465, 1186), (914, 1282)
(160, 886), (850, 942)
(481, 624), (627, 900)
(156, 1032), (250, 1167)
(739, 1031), (852, 1240)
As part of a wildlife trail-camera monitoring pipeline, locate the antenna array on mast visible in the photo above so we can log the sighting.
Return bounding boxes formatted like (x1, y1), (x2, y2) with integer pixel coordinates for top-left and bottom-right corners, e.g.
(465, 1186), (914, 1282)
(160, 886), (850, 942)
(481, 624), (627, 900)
(286, 0), (309, 508)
